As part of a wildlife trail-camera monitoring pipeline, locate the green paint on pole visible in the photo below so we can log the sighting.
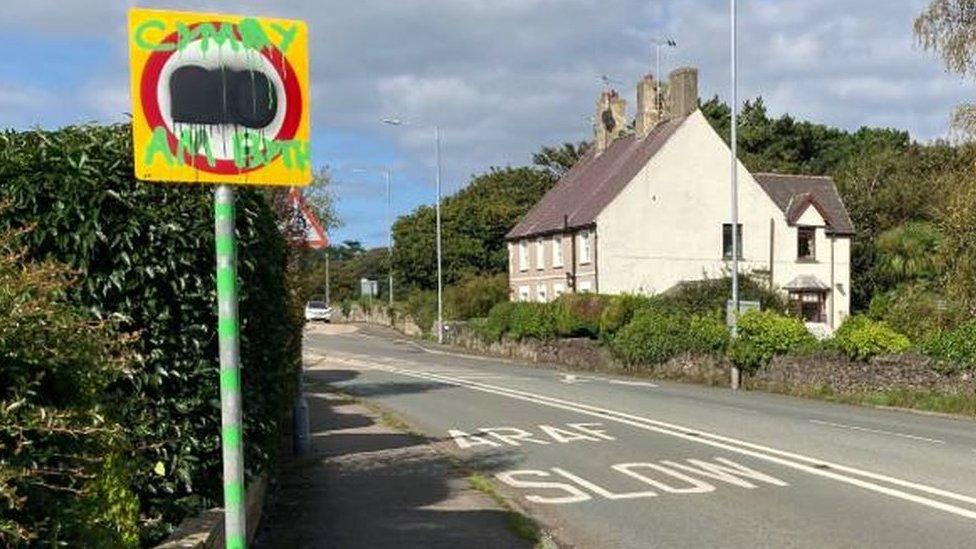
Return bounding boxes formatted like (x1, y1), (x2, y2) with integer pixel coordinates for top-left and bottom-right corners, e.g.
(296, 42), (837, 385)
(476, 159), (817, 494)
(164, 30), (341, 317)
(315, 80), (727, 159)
(220, 368), (240, 393)
(226, 534), (246, 549)
(224, 481), (244, 506)
(223, 424), (242, 449)
(216, 235), (234, 256)
(218, 318), (238, 338)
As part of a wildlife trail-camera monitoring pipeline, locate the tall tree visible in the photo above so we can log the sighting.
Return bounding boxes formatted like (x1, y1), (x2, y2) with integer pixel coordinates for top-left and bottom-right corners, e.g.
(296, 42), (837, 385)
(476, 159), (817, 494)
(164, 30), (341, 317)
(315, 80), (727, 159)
(532, 142), (589, 178)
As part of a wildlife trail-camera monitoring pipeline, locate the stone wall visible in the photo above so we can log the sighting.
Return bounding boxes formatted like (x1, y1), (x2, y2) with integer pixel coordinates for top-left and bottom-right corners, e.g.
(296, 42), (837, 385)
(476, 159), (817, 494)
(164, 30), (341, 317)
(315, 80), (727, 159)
(334, 304), (424, 337)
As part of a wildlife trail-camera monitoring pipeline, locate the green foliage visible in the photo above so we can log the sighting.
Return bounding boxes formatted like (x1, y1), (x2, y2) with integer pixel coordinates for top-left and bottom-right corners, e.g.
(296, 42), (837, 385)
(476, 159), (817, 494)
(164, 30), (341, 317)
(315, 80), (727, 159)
(728, 310), (816, 371)
(508, 302), (557, 340)
(924, 320), (976, 371)
(0, 124), (303, 544)
(553, 293), (609, 338)
(0, 229), (138, 547)
(662, 275), (787, 316)
(868, 282), (965, 343)
(598, 294), (655, 338)
(832, 316), (911, 361)
(532, 141), (589, 179)
(477, 301), (517, 342)
(392, 166), (557, 290)
(939, 168), (976, 314)
(875, 222), (943, 286)
(404, 291), (438, 335)
(610, 305), (729, 365)
(446, 274), (509, 320)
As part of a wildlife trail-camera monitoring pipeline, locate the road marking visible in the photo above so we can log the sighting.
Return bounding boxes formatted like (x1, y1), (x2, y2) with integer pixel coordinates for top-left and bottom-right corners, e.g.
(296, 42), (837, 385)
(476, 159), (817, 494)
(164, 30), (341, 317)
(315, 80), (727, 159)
(809, 419), (946, 445)
(605, 379), (659, 388)
(318, 354), (976, 521)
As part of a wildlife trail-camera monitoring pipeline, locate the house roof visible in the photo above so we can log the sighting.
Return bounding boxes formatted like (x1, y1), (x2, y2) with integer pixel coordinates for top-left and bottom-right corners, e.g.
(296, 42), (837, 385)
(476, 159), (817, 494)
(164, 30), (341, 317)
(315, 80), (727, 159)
(753, 173), (855, 235)
(784, 274), (831, 291)
(506, 115), (689, 240)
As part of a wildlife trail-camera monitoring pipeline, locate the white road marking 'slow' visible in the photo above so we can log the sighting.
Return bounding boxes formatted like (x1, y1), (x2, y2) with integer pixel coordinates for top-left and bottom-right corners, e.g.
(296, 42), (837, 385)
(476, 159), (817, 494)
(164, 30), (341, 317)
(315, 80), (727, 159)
(809, 419), (946, 445)
(318, 353), (976, 521)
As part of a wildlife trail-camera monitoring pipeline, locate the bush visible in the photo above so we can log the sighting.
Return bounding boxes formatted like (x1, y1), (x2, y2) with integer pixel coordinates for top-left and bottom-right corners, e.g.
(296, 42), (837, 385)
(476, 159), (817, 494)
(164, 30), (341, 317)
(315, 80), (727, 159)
(924, 320), (976, 371)
(508, 302), (557, 340)
(599, 294), (654, 338)
(446, 274), (509, 320)
(610, 306), (729, 365)
(0, 228), (139, 547)
(0, 125), (303, 543)
(478, 301), (516, 342)
(868, 283), (966, 343)
(662, 274), (787, 316)
(832, 315), (911, 361)
(404, 291), (438, 335)
(554, 293), (609, 338)
(728, 310), (816, 371)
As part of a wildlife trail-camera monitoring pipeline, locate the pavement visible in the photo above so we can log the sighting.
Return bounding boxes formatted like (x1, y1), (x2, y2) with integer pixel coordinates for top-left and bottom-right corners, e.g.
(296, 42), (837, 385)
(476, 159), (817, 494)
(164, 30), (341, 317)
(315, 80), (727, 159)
(289, 323), (976, 548)
(254, 338), (533, 549)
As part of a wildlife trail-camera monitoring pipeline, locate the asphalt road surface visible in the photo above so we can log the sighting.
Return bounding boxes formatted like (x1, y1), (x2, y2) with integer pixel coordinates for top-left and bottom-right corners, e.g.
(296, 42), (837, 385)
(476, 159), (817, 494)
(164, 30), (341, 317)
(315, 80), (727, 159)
(304, 325), (976, 548)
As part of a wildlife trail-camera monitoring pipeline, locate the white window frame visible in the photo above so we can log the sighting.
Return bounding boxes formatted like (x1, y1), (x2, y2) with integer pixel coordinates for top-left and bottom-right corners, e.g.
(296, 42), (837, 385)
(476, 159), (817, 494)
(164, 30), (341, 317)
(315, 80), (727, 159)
(578, 280), (592, 293)
(552, 236), (563, 268)
(536, 282), (548, 302)
(579, 231), (591, 264)
(519, 241), (529, 272)
(518, 285), (530, 302)
(536, 238), (546, 270)
(553, 282), (565, 298)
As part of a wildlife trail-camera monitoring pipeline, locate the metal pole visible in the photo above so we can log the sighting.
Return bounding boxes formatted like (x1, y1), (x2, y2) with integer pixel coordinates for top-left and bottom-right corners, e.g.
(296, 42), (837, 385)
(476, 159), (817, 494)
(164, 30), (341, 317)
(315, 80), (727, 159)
(386, 169), (394, 307)
(655, 44), (662, 110)
(434, 126), (444, 344)
(730, 0), (741, 391)
(214, 185), (246, 549)
(325, 252), (330, 306)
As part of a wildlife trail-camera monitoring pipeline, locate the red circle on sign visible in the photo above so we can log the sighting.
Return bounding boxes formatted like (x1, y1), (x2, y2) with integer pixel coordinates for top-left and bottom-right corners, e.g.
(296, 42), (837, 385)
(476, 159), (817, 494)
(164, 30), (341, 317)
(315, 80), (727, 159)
(139, 22), (303, 175)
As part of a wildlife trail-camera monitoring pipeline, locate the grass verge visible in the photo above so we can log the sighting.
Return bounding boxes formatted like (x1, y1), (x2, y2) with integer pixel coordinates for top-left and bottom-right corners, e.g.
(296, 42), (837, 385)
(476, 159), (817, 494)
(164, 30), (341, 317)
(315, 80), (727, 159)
(759, 383), (976, 418)
(467, 473), (548, 548)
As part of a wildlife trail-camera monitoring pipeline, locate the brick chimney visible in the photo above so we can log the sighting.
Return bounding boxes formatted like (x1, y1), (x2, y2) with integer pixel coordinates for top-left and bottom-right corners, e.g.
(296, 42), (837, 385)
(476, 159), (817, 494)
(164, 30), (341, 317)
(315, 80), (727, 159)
(635, 74), (662, 139)
(666, 67), (699, 119)
(594, 90), (627, 154)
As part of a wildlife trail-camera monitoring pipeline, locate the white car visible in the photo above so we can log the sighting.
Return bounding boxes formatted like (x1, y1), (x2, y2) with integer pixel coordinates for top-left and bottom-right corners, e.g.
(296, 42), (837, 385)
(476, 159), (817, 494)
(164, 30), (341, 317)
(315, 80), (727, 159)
(304, 300), (332, 322)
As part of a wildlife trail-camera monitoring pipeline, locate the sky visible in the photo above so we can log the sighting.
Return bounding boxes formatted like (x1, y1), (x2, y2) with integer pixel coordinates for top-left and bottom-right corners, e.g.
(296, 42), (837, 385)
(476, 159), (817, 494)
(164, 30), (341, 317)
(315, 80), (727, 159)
(1, 0), (971, 247)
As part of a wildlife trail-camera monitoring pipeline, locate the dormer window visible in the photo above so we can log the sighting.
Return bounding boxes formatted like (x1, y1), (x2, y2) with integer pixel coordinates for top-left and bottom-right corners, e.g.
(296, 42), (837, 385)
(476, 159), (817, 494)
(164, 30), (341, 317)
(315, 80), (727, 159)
(797, 226), (816, 262)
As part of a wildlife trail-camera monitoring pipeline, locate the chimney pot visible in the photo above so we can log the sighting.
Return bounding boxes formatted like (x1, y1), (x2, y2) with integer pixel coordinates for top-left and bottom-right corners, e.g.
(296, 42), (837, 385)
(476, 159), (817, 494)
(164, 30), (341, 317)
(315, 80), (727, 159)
(667, 67), (699, 119)
(635, 74), (661, 138)
(594, 89), (628, 154)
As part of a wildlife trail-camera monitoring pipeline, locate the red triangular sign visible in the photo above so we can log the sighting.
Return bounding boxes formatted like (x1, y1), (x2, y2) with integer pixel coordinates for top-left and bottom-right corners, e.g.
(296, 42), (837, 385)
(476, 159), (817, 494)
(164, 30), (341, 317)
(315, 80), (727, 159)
(289, 188), (329, 249)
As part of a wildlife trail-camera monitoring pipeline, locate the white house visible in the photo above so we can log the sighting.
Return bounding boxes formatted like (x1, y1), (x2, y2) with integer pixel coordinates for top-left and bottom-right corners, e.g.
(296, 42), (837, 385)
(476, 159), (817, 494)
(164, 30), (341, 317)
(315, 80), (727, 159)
(506, 68), (854, 330)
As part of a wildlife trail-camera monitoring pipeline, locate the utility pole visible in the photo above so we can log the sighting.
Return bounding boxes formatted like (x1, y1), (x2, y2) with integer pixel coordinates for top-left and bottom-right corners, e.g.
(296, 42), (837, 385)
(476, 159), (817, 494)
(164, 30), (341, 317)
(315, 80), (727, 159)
(385, 169), (394, 307)
(325, 252), (331, 306)
(730, 0), (741, 391)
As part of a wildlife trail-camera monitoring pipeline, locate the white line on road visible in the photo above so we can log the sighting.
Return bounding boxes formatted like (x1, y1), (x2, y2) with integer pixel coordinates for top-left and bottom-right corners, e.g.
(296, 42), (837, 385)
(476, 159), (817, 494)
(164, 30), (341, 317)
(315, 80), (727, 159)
(605, 379), (660, 388)
(809, 419), (946, 445)
(318, 354), (976, 522)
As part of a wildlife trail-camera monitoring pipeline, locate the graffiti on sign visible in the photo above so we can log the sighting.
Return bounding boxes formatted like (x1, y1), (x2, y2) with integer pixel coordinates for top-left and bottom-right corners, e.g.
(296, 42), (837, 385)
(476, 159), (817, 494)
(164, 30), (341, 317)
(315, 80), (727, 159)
(128, 9), (311, 185)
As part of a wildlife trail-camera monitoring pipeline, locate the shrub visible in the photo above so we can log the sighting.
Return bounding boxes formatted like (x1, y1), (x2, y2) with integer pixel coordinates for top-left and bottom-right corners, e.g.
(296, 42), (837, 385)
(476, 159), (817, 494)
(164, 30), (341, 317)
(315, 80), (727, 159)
(508, 302), (557, 340)
(924, 320), (976, 371)
(832, 315), (911, 361)
(610, 306), (729, 365)
(599, 294), (654, 338)
(0, 229), (139, 547)
(662, 274), (787, 316)
(869, 283), (966, 343)
(404, 291), (438, 335)
(0, 125), (303, 543)
(446, 274), (509, 320)
(728, 310), (816, 371)
(554, 293), (609, 338)
(479, 301), (516, 342)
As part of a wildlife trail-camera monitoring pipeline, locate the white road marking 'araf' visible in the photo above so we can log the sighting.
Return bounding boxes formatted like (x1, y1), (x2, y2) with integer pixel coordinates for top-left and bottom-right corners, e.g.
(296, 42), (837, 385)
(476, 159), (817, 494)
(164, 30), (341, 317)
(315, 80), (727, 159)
(494, 471), (592, 504)
(538, 424), (602, 443)
(479, 427), (551, 446)
(808, 419), (946, 445)
(449, 429), (501, 449)
(568, 422), (616, 441)
(319, 355), (976, 521)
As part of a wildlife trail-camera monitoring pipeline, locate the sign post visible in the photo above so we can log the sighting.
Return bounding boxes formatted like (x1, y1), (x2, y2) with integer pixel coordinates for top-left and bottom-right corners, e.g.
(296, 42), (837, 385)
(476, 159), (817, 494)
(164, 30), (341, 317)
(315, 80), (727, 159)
(128, 9), (310, 548)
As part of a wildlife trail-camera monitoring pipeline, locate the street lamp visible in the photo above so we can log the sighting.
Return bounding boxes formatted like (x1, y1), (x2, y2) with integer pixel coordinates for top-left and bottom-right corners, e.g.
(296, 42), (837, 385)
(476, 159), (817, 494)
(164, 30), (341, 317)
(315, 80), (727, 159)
(729, 0), (741, 391)
(382, 118), (444, 344)
(352, 167), (394, 307)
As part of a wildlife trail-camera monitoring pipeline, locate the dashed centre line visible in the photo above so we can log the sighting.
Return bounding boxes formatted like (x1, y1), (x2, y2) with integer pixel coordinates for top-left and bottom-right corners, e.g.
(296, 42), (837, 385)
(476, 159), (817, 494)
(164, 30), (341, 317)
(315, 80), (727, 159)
(809, 419), (946, 445)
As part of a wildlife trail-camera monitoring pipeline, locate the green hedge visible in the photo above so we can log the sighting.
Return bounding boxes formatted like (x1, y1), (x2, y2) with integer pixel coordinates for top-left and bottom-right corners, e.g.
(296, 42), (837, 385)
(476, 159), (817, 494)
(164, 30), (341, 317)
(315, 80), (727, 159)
(832, 315), (911, 361)
(610, 306), (729, 365)
(508, 302), (557, 340)
(0, 229), (139, 547)
(0, 125), (302, 544)
(729, 310), (816, 371)
(924, 320), (976, 372)
(554, 293), (609, 338)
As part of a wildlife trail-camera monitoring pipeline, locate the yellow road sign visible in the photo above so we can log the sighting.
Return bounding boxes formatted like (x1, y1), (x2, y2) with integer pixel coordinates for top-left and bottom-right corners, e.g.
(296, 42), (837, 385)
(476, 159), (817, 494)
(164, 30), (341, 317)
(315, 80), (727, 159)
(128, 9), (310, 186)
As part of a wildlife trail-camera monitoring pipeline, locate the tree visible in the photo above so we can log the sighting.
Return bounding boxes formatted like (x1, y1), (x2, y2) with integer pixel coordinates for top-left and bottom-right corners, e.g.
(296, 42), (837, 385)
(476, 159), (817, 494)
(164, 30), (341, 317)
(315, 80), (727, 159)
(916, 1), (976, 135)
(875, 222), (944, 286)
(532, 141), (589, 178)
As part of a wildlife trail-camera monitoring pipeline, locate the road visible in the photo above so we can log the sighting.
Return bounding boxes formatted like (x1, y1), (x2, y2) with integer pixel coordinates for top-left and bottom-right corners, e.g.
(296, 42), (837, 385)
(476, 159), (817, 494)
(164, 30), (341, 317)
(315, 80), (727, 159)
(304, 325), (976, 548)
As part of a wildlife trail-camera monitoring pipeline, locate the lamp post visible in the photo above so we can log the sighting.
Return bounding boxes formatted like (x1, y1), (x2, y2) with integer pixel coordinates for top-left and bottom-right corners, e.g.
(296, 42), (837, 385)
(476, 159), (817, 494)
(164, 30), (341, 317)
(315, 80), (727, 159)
(382, 118), (444, 343)
(352, 167), (395, 306)
(729, 0), (741, 391)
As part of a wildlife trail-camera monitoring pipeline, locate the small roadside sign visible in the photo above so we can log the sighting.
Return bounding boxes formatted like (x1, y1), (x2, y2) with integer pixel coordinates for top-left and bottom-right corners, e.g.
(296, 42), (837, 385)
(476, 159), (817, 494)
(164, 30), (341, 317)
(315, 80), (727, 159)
(128, 8), (311, 186)
(289, 188), (328, 249)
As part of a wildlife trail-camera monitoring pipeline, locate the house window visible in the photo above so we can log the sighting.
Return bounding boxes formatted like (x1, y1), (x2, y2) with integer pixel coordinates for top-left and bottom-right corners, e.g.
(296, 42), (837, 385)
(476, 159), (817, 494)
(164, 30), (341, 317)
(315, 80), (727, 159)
(553, 236), (564, 268)
(553, 282), (565, 298)
(518, 285), (530, 302)
(789, 290), (827, 323)
(519, 241), (529, 272)
(537, 282), (548, 302)
(578, 280), (592, 293)
(722, 223), (743, 259)
(536, 238), (546, 270)
(579, 231), (591, 264)
(797, 226), (816, 261)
